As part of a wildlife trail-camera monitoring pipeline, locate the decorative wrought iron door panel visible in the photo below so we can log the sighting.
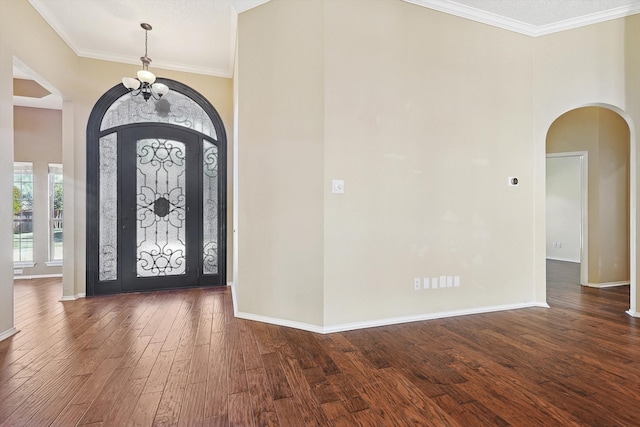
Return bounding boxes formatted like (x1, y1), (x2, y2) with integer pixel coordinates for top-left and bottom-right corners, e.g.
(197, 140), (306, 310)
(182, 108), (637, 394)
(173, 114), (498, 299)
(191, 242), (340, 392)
(120, 126), (199, 292)
(136, 138), (186, 277)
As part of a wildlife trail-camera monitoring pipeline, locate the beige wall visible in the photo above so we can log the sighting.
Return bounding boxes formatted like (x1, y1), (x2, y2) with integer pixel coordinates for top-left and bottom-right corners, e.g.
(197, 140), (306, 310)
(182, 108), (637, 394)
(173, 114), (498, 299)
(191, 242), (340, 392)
(547, 107), (630, 285)
(236, 0), (325, 326)
(13, 106), (63, 277)
(236, 0), (640, 330)
(237, 0), (538, 329)
(0, 0), (234, 337)
(322, 0), (536, 326)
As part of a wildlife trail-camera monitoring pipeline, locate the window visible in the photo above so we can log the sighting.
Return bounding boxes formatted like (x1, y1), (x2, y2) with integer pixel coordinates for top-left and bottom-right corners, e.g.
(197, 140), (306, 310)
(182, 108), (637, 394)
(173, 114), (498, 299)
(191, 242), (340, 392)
(49, 164), (63, 264)
(13, 162), (34, 265)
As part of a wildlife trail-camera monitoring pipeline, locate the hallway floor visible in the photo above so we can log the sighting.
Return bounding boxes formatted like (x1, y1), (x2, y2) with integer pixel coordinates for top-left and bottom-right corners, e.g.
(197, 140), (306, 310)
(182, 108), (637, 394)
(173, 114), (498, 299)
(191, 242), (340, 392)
(1, 269), (639, 426)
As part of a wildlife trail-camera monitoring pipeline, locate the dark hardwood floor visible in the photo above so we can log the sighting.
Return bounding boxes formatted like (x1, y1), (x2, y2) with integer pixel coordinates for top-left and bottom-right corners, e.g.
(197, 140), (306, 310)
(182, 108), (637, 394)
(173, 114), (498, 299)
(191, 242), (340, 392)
(1, 262), (638, 426)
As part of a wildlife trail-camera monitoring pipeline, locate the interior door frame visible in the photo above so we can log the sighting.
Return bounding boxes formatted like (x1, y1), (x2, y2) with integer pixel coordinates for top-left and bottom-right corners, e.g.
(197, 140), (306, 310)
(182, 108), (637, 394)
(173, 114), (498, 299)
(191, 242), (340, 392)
(546, 151), (588, 286)
(86, 78), (227, 296)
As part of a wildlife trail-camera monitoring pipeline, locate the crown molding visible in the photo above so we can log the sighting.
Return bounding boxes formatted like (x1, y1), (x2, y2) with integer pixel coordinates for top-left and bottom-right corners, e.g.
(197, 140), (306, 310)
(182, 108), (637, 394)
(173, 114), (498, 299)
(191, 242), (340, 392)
(76, 48), (233, 79)
(403, 0), (640, 37)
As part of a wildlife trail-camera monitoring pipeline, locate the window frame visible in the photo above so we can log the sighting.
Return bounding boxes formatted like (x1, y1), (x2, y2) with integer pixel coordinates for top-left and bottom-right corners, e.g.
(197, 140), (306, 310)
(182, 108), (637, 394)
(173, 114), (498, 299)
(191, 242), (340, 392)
(13, 162), (34, 266)
(47, 163), (63, 266)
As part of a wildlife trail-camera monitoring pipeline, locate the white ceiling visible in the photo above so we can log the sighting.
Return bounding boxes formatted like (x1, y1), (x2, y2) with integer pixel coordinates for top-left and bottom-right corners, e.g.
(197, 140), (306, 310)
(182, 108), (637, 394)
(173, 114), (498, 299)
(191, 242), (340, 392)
(28, 0), (270, 79)
(17, 0), (640, 109)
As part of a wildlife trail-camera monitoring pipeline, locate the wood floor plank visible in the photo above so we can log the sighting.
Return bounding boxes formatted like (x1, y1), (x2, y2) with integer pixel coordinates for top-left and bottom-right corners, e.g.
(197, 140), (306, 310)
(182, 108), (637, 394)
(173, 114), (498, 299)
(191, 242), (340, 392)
(128, 391), (164, 427)
(69, 356), (122, 405)
(143, 349), (176, 394)
(228, 391), (254, 427)
(77, 367), (134, 425)
(153, 358), (191, 426)
(177, 380), (207, 427)
(102, 376), (148, 426)
(246, 367), (279, 426)
(204, 332), (228, 419)
(261, 352), (293, 401)
(49, 402), (91, 427)
(227, 322), (248, 394)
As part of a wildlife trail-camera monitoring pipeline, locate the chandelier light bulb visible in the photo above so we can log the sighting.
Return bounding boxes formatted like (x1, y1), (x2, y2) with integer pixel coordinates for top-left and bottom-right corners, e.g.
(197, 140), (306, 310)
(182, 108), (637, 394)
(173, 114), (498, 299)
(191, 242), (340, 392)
(122, 77), (141, 90)
(137, 70), (156, 84)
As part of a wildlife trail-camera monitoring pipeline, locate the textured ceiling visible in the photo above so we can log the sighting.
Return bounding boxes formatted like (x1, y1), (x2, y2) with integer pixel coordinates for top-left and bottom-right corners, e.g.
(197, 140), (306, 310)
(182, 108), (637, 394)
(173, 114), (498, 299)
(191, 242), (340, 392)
(17, 0), (640, 110)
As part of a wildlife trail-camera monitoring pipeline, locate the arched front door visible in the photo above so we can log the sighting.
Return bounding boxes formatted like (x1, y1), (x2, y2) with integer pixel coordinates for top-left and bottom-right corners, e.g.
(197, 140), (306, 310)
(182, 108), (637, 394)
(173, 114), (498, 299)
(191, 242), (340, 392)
(86, 78), (226, 295)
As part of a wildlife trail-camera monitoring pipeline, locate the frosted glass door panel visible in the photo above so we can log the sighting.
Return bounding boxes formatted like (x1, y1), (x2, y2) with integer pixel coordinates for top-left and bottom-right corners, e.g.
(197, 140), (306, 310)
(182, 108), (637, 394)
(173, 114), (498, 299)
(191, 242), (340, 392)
(203, 140), (218, 274)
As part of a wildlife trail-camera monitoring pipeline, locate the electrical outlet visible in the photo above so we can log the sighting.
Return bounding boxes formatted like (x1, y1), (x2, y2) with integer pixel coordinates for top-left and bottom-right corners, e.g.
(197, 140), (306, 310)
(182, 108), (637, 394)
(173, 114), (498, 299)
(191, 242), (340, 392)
(414, 278), (421, 290)
(439, 276), (447, 288)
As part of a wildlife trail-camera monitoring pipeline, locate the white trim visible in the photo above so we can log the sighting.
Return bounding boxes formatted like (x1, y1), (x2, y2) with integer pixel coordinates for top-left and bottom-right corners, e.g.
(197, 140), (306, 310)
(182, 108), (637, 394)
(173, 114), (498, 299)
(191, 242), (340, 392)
(232, 281), (548, 334)
(231, 282), (239, 316)
(626, 310), (640, 318)
(0, 328), (18, 342)
(402, 0), (640, 37)
(546, 256), (580, 263)
(59, 293), (85, 302)
(45, 261), (63, 267)
(235, 311), (325, 334)
(14, 273), (63, 280)
(586, 281), (630, 289)
(13, 262), (35, 268)
(320, 302), (550, 334)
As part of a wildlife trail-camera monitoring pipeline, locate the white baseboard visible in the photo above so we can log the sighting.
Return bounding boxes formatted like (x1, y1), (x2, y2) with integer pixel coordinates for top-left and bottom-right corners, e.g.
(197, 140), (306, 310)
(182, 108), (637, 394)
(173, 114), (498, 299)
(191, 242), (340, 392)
(546, 257), (580, 263)
(586, 281), (630, 288)
(320, 302), (550, 334)
(0, 327), (19, 342)
(627, 310), (640, 318)
(235, 311), (326, 334)
(59, 293), (86, 301)
(14, 273), (63, 280)
(231, 283), (549, 334)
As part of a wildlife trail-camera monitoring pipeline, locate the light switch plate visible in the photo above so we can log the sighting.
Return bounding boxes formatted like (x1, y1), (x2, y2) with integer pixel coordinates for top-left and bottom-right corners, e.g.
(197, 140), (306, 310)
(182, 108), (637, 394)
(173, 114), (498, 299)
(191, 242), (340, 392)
(332, 179), (345, 194)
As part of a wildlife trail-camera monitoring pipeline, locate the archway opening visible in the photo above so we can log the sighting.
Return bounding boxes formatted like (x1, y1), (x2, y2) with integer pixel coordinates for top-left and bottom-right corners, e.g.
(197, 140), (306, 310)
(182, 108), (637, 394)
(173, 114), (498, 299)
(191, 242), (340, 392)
(546, 106), (632, 308)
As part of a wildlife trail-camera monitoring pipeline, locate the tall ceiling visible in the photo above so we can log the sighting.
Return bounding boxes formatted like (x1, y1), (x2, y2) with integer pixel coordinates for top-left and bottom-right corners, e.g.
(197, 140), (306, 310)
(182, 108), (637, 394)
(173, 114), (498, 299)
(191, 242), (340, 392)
(17, 0), (640, 109)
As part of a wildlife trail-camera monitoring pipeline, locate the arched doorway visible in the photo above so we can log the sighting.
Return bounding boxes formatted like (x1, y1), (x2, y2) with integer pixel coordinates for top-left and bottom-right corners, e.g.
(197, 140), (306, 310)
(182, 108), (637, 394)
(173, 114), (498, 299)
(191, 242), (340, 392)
(546, 106), (631, 293)
(86, 78), (226, 295)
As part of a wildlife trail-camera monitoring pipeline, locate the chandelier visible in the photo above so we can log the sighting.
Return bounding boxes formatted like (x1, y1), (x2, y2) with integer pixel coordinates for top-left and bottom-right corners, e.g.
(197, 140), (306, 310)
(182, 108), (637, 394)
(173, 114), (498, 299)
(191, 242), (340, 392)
(122, 23), (169, 101)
